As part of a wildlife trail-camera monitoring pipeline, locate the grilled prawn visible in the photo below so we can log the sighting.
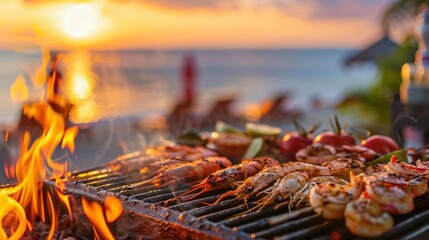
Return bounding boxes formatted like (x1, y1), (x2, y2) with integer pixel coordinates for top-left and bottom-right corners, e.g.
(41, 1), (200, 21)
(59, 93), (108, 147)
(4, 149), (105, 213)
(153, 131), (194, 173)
(309, 172), (362, 219)
(170, 157), (279, 202)
(295, 143), (336, 165)
(345, 198), (393, 238)
(385, 154), (429, 176)
(289, 175), (348, 209)
(213, 159), (353, 205)
(364, 175), (414, 215)
(130, 157), (232, 188)
(253, 171), (310, 211)
(369, 172), (427, 198)
(324, 158), (364, 179)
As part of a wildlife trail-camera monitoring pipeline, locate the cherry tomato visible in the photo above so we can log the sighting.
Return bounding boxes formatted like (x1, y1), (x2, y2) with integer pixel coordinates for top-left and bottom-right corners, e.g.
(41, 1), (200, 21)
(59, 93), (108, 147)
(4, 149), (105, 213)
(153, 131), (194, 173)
(280, 132), (313, 160)
(360, 135), (399, 154)
(313, 131), (355, 147)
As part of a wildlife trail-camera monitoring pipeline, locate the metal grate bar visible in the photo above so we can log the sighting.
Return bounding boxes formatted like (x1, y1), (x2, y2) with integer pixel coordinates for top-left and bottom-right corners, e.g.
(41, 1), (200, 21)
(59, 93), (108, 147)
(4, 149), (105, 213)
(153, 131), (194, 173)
(275, 222), (330, 240)
(252, 215), (323, 239)
(129, 183), (194, 200)
(140, 189), (191, 203)
(169, 194), (225, 212)
(235, 207), (314, 232)
(199, 204), (251, 222)
(219, 207), (276, 227)
(185, 199), (240, 217)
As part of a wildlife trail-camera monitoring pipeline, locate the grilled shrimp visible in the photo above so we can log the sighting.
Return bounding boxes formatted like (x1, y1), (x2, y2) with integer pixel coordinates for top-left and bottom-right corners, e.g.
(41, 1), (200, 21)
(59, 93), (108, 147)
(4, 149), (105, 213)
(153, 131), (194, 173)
(324, 158), (364, 179)
(416, 160), (429, 168)
(289, 176), (348, 209)
(340, 145), (377, 163)
(345, 198), (393, 238)
(169, 157), (279, 202)
(370, 172), (427, 198)
(385, 155), (429, 176)
(364, 174), (414, 214)
(213, 162), (330, 204)
(309, 172), (361, 219)
(130, 157), (232, 188)
(253, 171), (310, 211)
(295, 143), (336, 165)
(365, 163), (386, 174)
(145, 145), (218, 160)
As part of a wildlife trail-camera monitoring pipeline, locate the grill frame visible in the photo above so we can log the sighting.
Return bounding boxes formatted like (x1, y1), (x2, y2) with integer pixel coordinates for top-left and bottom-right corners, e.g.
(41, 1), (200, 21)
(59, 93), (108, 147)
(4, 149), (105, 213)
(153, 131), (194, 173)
(43, 153), (429, 240)
(46, 180), (251, 240)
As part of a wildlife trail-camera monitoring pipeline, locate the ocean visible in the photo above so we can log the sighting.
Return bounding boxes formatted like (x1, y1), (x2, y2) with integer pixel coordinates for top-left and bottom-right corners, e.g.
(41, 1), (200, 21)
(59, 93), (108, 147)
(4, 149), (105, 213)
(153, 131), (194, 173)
(0, 49), (377, 127)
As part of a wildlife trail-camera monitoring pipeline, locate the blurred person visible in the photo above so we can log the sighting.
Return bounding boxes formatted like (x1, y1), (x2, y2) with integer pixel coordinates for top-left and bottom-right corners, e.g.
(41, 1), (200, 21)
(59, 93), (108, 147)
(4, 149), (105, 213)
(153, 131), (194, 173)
(181, 53), (197, 105)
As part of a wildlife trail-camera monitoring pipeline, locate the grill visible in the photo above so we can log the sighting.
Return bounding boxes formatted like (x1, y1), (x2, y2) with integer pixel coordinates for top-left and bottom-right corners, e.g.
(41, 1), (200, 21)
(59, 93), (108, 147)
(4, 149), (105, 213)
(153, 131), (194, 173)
(46, 150), (429, 240)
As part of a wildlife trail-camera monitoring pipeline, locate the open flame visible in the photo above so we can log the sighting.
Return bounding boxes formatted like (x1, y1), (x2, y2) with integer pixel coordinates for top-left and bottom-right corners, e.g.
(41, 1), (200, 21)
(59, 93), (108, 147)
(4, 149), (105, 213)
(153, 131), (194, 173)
(0, 52), (78, 239)
(10, 75), (29, 103)
(2, 50), (123, 239)
(82, 196), (122, 240)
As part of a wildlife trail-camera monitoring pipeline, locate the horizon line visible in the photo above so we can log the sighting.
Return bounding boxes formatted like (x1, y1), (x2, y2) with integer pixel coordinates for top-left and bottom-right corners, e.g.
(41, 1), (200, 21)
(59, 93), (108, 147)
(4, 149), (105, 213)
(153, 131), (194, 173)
(0, 46), (358, 53)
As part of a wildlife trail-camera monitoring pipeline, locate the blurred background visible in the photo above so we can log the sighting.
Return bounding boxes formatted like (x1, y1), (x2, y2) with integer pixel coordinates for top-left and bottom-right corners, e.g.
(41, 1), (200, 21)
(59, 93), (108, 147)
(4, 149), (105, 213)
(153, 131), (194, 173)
(0, 0), (426, 170)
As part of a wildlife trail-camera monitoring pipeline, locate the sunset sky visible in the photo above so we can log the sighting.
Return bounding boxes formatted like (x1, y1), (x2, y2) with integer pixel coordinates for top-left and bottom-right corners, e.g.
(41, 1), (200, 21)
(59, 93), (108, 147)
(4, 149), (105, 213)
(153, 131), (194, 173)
(0, 0), (395, 50)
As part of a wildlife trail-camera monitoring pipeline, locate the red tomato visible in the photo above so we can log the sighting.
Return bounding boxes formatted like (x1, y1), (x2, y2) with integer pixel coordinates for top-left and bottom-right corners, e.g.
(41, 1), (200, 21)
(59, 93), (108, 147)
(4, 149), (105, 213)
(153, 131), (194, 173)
(280, 132), (313, 160)
(360, 135), (399, 154)
(313, 131), (355, 147)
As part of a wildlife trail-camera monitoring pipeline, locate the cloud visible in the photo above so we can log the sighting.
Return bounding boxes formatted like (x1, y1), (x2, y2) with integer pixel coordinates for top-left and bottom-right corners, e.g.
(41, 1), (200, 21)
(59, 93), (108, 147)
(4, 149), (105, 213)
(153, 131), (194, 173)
(20, 0), (395, 21)
(21, 0), (237, 10)
(132, 0), (236, 10)
(271, 0), (395, 19)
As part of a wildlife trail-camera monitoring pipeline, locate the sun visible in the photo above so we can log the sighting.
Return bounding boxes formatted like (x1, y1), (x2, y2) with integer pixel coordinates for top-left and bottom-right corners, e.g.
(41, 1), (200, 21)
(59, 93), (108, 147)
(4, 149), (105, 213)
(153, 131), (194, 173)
(63, 3), (98, 38)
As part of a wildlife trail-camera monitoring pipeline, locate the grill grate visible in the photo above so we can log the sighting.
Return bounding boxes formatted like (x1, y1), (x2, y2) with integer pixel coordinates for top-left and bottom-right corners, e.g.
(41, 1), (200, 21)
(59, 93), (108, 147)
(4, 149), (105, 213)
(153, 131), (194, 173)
(52, 152), (429, 240)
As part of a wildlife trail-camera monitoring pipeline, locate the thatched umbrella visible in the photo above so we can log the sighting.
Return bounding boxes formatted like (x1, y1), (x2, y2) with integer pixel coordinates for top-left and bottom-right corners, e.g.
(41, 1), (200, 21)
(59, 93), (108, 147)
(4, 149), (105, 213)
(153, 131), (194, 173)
(344, 34), (399, 67)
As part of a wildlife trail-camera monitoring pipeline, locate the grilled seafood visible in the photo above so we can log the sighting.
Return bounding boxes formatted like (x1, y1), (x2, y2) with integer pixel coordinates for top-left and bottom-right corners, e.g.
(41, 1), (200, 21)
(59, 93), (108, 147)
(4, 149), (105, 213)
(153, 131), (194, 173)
(416, 159), (429, 168)
(364, 175), (414, 214)
(345, 198), (393, 238)
(323, 158), (364, 180)
(295, 143), (336, 165)
(169, 157), (279, 202)
(129, 157), (232, 188)
(369, 172), (427, 198)
(289, 175), (348, 209)
(385, 155), (429, 176)
(143, 145), (218, 160)
(340, 145), (377, 163)
(253, 171), (310, 210)
(212, 161), (331, 204)
(309, 172), (361, 219)
(365, 163), (386, 174)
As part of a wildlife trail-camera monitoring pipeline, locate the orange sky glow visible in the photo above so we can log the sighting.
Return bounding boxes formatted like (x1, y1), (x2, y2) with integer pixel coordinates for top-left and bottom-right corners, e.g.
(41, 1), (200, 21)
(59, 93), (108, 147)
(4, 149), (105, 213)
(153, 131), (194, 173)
(0, 0), (394, 50)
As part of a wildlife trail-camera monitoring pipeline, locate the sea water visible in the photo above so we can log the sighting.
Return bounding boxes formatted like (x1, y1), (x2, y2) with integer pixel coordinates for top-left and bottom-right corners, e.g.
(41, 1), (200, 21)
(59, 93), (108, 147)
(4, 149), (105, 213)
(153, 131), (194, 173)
(0, 49), (377, 126)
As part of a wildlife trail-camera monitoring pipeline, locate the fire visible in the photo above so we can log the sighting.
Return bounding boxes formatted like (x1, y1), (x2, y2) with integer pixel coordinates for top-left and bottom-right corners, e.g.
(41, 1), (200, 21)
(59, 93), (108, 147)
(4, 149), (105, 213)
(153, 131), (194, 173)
(0, 194), (27, 240)
(32, 48), (51, 89)
(2, 49), (125, 239)
(10, 75), (29, 103)
(0, 52), (78, 239)
(3, 164), (15, 179)
(104, 196), (123, 223)
(82, 197), (121, 240)
(62, 126), (79, 154)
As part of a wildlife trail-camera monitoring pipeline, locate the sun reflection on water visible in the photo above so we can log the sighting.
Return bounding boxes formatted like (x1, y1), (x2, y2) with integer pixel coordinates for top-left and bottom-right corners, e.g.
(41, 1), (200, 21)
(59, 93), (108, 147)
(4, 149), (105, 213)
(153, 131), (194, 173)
(63, 52), (99, 123)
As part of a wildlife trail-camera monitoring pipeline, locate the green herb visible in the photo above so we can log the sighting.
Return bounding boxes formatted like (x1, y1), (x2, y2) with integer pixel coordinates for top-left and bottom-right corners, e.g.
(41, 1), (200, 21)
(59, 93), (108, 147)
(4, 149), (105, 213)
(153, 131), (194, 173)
(364, 150), (407, 167)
